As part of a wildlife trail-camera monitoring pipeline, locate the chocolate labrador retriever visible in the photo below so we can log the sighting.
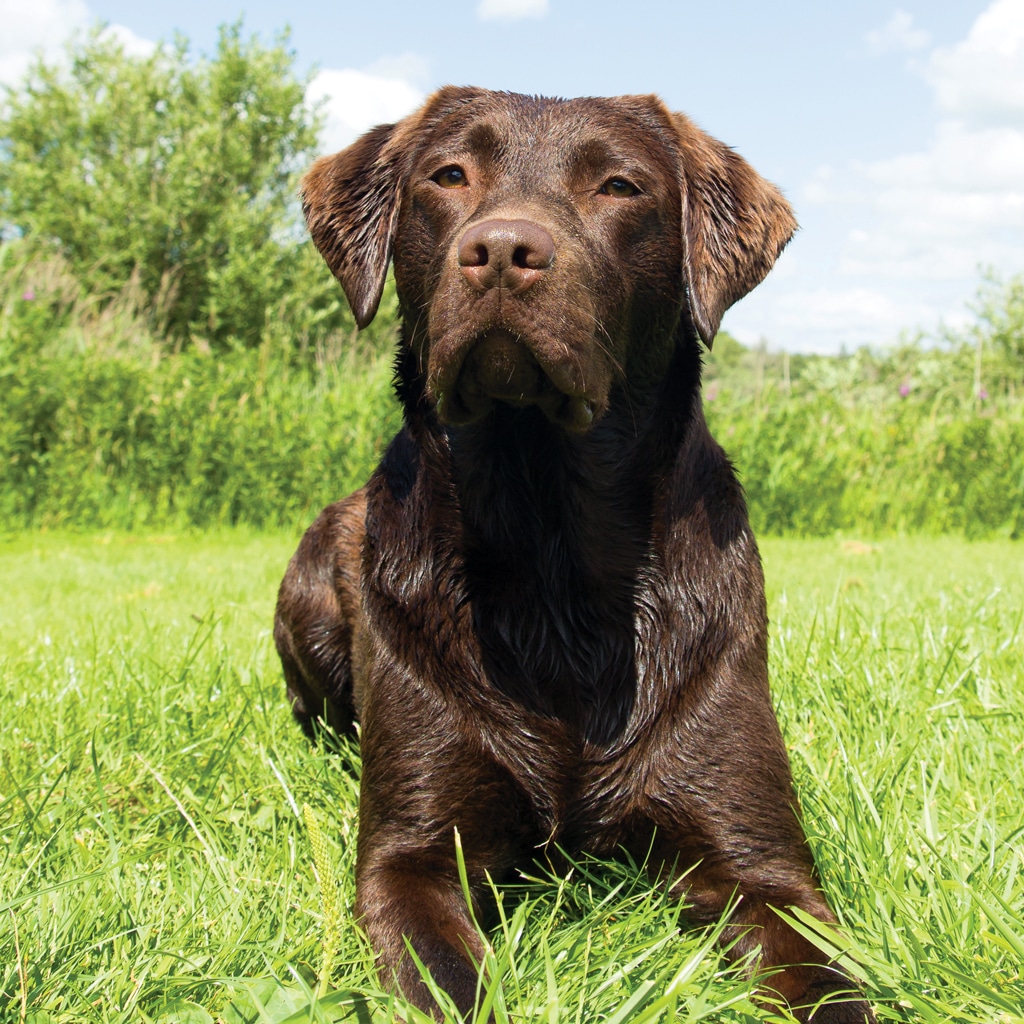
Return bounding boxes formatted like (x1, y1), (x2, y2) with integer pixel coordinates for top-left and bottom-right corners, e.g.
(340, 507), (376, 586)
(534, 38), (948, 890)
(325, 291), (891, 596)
(275, 87), (873, 1022)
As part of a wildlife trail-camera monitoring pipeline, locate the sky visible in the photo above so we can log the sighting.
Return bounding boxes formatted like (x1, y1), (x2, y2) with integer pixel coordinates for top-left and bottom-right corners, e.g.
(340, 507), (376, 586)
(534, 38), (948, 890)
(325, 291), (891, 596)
(2, 0), (1022, 353)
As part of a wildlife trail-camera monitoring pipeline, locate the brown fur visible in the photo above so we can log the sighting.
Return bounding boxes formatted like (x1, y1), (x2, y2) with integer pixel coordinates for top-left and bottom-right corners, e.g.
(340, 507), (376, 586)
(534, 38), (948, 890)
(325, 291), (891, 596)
(275, 87), (874, 1022)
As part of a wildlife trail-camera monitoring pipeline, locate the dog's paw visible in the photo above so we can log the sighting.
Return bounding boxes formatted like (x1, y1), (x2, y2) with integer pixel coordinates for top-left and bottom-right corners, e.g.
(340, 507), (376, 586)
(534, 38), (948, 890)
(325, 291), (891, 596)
(796, 986), (876, 1024)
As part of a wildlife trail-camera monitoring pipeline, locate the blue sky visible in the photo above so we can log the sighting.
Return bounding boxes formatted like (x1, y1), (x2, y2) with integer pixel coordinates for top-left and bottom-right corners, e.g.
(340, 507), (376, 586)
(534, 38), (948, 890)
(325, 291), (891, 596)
(4, 0), (1022, 352)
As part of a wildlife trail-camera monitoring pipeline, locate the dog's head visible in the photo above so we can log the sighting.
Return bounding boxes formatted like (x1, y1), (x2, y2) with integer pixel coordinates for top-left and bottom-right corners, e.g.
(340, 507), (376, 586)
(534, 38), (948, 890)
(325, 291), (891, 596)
(302, 87), (795, 432)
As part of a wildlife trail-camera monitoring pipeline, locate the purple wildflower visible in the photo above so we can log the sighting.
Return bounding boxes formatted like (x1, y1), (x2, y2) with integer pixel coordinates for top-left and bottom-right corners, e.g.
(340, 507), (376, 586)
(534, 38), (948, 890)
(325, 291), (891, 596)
(899, 383), (910, 398)
(22, 289), (35, 301)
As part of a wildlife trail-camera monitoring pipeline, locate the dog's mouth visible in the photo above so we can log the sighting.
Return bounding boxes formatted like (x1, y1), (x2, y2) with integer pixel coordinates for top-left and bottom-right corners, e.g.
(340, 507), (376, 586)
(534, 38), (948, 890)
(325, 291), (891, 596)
(434, 329), (597, 433)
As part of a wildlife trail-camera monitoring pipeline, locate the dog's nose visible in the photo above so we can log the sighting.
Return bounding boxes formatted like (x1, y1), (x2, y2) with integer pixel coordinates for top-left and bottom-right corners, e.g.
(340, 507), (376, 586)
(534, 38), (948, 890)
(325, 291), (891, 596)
(457, 219), (555, 294)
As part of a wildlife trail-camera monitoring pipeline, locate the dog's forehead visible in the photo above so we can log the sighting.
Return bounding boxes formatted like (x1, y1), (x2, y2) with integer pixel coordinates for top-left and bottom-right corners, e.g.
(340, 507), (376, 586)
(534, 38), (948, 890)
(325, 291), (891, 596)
(415, 91), (679, 171)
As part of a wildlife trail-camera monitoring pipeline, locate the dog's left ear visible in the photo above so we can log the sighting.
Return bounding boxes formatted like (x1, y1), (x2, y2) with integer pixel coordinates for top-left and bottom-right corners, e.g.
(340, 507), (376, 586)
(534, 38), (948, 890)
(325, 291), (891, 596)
(671, 112), (797, 347)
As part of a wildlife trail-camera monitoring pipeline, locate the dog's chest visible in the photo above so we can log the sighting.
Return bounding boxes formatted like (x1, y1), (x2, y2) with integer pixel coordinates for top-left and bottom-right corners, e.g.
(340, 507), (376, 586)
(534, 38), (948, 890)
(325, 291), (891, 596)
(464, 504), (656, 741)
(471, 669), (671, 856)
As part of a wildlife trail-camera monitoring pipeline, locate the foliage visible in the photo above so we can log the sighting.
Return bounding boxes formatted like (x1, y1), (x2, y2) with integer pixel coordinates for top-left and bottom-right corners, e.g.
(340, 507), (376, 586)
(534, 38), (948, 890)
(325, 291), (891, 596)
(950, 270), (1024, 384)
(0, 24), (352, 349)
(708, 393), (1024, 539)
(3, 244), (1024, 536)
(699, 275), (1024, 539)
(0, 241), (401, 531)
(1, 533), (1022, 1021)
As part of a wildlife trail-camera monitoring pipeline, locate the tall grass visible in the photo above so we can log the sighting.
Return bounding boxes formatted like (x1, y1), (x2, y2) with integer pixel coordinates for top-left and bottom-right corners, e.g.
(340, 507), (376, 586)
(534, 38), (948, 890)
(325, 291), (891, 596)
(3, 250), (1024, 537)
(708, 391), (1024, 538)
(3, 341), (399, 530)
(5, 350), (1022, 537)
(1, 534), (1021, 1021)
(1, 250), (400, 530)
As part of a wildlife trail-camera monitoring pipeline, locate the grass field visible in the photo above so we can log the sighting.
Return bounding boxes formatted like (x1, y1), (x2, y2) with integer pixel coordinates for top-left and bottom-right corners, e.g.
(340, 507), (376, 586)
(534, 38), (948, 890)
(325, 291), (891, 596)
(1, 532), (1022, 1023)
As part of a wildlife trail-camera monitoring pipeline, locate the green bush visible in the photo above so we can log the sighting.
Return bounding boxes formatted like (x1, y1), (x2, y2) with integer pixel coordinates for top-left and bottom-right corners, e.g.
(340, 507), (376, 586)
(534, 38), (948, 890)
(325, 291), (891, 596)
(2, 241), (1022, 537)
(0, 24), (356, 350)
(4, 329), (1022, 537)
(0, 342), (400, 530)
(710, 394), (1024, 538)
(0, 246), (401, 531)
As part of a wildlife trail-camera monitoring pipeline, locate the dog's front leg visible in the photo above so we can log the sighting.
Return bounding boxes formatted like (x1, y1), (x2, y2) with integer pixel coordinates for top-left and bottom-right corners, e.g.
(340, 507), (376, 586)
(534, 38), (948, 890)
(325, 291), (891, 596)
(673, 864), (874, 1023)
(356, 848), (491, 1016)
(641, 648), (876, 1023)
(353, 689), (527, 1019)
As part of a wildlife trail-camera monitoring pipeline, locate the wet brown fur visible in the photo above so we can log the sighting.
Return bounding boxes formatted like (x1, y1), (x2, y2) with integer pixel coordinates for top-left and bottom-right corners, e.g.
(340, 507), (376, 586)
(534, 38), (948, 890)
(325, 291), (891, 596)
(275, 87), (874, 1022)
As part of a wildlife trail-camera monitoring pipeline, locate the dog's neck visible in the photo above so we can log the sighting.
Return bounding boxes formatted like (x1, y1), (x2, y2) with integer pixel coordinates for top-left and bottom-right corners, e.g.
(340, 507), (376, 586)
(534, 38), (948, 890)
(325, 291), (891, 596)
(382, 334), (704, 742)
(396, 334), (703, 548)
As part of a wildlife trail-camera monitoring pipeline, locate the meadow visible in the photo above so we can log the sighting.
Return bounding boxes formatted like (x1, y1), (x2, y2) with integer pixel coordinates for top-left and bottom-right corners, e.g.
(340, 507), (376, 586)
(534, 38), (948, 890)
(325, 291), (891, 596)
(3, 251), (1024, 1024)
(2, 532), (1022, 1022)
(3, 31), (1023, 1022)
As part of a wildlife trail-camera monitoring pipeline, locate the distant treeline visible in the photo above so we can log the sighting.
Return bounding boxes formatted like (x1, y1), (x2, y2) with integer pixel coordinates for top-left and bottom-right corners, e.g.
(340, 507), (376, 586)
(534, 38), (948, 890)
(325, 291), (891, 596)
(3, 247), (1023, 537)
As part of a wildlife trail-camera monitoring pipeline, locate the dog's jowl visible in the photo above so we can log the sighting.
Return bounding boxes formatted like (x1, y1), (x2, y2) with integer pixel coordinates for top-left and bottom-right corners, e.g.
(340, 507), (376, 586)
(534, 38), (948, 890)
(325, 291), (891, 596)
(274, 88), (874, 1023)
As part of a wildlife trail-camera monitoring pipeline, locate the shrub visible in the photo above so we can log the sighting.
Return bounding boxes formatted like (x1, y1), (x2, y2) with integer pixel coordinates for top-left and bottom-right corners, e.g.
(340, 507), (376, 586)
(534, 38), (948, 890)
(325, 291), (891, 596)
(2, 242), (1022, 536)
(0, 23), (354, 350)
(0, 243), (402, 530)
(709, 392), (1024, 538)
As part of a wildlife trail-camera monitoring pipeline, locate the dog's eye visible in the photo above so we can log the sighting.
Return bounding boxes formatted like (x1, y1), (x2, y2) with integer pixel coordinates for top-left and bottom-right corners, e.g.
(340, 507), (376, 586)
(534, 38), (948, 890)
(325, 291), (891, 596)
(433, 166), (469, 189)
(600, 178), (640, 198)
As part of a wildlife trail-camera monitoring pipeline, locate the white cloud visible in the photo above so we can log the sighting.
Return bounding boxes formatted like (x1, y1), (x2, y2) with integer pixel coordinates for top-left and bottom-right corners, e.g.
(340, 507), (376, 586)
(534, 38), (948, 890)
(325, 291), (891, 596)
(0, 0), (88, 84)
(849, 10), (1024, 283)
(0, 0), (89, 53)
(831, 120), (1024, 286)
(863, 121), (1024, 194)
(864, 10), (931, 55)
(727, 280), (938, 354)
(308, 67), (425, 154)
(477, 0), (549, 23)
(923, 0), (1024, 121)
(777, 286), (928, 333)
(102, 23), (157, 59)
(777, 0), (1024, 351)
(0, 0), (155, 86)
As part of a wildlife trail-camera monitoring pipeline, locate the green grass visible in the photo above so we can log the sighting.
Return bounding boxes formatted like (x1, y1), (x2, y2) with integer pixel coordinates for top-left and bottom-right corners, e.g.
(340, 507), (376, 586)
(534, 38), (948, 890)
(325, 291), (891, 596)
(1, 533), (1022, 1023)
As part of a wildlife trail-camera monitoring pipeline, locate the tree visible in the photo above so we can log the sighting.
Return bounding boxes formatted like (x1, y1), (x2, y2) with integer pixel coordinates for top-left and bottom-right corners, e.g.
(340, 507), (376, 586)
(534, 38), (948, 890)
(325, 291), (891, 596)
(0, 23), (333, 348)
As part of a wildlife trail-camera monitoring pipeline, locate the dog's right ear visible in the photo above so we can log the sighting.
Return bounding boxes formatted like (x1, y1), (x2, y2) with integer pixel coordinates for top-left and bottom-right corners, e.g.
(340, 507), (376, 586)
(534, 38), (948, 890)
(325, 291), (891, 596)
(302, 87), (489, 329)
(301, 123), (404, 329)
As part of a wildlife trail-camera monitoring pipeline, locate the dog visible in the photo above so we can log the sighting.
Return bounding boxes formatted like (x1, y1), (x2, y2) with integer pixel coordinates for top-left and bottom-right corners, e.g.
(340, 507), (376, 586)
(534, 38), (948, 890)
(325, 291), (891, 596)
(274, 87), (874, 1022)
